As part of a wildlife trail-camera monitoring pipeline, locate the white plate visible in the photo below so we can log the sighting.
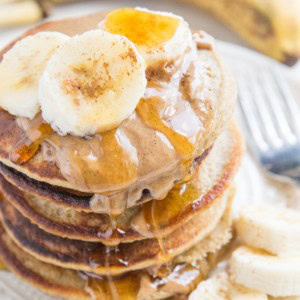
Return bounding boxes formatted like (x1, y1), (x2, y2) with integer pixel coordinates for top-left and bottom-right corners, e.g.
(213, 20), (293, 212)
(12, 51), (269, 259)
(0, 4), (299, 299)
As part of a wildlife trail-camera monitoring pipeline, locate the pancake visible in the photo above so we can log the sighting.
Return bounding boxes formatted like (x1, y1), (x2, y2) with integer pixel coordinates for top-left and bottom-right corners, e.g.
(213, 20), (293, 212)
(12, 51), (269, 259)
(0, 148), (210, 213)
(0, 196), (233, 300)
(0, 185), (233, 276)
(0, 123), (242, 245)
(0, 11), (236, 212)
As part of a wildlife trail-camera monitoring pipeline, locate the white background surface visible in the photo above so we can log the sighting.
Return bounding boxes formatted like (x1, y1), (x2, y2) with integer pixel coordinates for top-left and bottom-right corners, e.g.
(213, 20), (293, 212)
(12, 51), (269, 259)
(0, 1), (299, 299)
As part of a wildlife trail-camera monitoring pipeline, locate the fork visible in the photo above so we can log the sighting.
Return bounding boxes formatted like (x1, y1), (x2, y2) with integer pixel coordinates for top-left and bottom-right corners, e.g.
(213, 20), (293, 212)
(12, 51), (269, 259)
(236, 65), (300, 184)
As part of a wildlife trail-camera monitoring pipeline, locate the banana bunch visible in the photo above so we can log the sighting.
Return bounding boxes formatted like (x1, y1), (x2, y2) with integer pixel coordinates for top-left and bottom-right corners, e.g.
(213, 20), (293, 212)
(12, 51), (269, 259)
(189, 204), (300, 299)
(0, 0), (45, 27)
(183, 0), (300, 65)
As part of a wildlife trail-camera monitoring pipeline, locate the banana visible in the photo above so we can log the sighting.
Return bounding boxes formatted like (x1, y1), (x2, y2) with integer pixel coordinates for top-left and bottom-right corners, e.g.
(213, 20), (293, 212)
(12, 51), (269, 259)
(229, 282), (268, 300)
(100, 7), (194, 68)
(270, 297), (300, 300)
(0, 0), (43, 28)
(229, 246), (300, 297)
(189, 271), (268, 299)
(0, 32), (69, 119)
(182, 0), (300, 65)
(234, 205), (300, 257)
(39, 30), (146, 136)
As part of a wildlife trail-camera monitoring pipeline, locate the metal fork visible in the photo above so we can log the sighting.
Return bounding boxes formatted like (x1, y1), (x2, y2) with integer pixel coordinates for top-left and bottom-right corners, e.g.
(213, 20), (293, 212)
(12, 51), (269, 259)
(236, 65), (300, 184)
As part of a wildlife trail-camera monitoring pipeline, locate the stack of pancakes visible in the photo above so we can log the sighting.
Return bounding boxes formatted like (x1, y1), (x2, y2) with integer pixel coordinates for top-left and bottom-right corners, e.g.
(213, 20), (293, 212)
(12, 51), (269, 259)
(0, 12), (243, 300)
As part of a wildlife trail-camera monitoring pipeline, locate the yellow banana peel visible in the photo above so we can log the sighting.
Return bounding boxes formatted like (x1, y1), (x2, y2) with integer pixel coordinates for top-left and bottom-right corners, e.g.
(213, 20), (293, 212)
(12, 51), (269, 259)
(184, 0), (300, 64)
(0, 0), (43, 27)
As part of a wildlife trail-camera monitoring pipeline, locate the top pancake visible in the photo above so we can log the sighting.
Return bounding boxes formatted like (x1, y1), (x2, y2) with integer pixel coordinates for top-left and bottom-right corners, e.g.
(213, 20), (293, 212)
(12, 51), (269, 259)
(0, 11), (236, 207)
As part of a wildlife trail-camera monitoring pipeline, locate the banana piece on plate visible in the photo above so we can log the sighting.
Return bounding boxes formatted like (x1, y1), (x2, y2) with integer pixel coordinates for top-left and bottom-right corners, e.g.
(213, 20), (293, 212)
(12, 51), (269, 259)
(0, 32), (69, 119)
(39, 30), (146, 136)
(183, 0), (300, 64)
(189, 271), (268, 299)
(270, 297), (300, 300)
(229, 282), (268, 300)
(234, 204), (300, 256)
(229, 246), (300, 297)
(0, 0), (43, 27)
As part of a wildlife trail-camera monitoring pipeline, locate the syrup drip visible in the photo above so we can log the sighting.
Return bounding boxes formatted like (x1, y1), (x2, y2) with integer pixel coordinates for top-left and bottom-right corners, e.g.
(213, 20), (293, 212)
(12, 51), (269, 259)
(104, 8), (180, 47)
(9, 114), (52, 164)
(87, 246), (139, 300)
(105, 247), (120, 300)
(152, 263), (202, 294)
(144, 182), (201, 229)
(131, 178), (202, 245)
(89, 183), (133, 244)
(136, 97), (195, 160)
(0, 259), (7, 271)
(149, 199), (169, 262)
(90, 191), (128, 244)
(86, 272), (139, 300)
(85, 262), (202, 299)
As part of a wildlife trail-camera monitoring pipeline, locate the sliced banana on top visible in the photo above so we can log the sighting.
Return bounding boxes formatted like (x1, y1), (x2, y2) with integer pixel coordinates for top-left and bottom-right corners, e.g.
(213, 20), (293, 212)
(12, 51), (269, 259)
(0, 32), (69, 119)
(234, 205), (300, 257)
(39, 30), (146, 137)
(100, 7), (194, 68)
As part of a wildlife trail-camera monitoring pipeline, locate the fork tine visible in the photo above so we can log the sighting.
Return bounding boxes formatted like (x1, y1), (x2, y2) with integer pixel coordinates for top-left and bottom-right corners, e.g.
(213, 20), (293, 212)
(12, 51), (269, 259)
(258, 69), (297, 145)
(272, 66), (300, 137)
(246, 68), (283, 149)
(237, 72), (269, 153)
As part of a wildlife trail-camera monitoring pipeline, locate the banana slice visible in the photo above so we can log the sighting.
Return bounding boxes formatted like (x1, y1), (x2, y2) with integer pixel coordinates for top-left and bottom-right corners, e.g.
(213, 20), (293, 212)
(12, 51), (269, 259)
(39, 30), (146, 136)
(229, 246), (300, 297)
(270, 297), (300, 300)
(100, 7), (194, 68)
(229, 282), (268, 300)
(234, 205), (300, 256)
(0, 32), (69, 119)
(189, 272), (268, 300)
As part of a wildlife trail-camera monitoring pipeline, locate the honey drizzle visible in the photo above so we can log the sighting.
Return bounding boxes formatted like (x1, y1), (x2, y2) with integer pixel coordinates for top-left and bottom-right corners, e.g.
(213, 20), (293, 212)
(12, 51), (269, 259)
(144, 182), (201, 230)
(9, 114), (52, 164)
(104, 8), (180, 47)
(86, 271), (139, 300)
(135, 96), (199, 265)
(0, 259), (7, 271)
(136, 97), (195, 160)
(91, 191), (128, 244)
(150, 199), (168, 262)
(86, 246), (139, 299)
(85, 261), (201, 299)
(105, 247), (120, 300)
